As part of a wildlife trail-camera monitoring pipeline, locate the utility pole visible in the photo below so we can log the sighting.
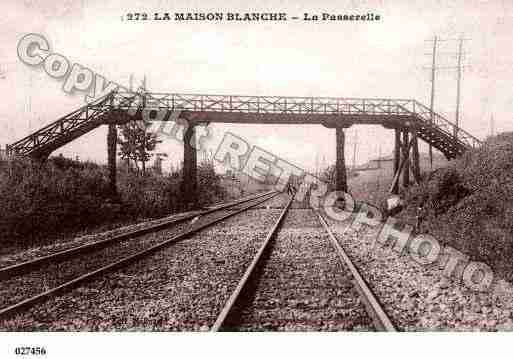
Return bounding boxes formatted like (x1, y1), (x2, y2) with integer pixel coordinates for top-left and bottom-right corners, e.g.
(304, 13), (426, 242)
(454, 36), (464, 139)
(490, 114), (495, 137)
(424, 35), (469, 167)
(27, 72), (33, 132)
(428, 36), (437, 170)
(352, 129), (358, 170)
(377, 144), (381, 168)
(142, 75), (147, 174)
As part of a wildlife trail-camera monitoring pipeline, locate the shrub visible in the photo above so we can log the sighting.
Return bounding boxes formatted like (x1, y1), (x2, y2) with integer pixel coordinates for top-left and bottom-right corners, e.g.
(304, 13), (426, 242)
(0, 157), (114, 247)
(0, 156), (226, 251)
(401, 132), (513, 282)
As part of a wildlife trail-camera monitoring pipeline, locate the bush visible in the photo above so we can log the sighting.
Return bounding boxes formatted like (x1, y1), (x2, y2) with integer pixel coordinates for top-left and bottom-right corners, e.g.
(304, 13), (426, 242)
(0, 156), (226, 251)
(197, 161), (226, 206)
(401, 132), (513, 282)
(0, 157), (114, 247)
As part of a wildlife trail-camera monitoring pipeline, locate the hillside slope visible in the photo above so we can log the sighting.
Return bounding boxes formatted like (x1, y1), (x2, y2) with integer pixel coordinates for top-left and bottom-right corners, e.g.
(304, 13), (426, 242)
(401, 132), (513, 282)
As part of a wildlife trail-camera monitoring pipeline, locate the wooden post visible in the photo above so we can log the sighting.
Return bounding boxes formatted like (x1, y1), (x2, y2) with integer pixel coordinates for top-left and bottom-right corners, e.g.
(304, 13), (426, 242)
(3, 144), (9, 161)
(107, 123), (117, 197)
(402, 129), (410, 188)
(182, 123), (198, 208)
(388, 139), (414, 194)
(336, 126), (348, 193)
(411, 128), (421, 183)
(392, 128), (401, 194)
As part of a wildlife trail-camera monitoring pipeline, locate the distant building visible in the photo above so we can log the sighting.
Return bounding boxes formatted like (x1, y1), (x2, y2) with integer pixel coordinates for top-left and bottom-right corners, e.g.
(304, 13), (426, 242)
(353, 152), (448, 177)
(354, 155), (394, 172)
(368, 155), (394, 169)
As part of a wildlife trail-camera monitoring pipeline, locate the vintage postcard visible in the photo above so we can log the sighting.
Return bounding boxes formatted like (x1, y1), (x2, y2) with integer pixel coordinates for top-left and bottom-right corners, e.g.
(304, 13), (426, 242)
(0, 0), (511, 358)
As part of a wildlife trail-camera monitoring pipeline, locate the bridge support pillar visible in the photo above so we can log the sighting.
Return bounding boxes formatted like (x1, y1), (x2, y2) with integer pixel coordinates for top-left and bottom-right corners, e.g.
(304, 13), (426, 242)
(107, 123), (118, 197)
(411, 128), (421, 183)
(335, 126), (348, 193)
(392, 128), (401, 194)
(182, 124), (198, 209)
(402, 130), (410, 188)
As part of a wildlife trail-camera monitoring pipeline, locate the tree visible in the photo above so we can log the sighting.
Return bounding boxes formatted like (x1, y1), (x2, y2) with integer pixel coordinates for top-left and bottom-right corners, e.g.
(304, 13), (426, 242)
(118, 121), (161, 174)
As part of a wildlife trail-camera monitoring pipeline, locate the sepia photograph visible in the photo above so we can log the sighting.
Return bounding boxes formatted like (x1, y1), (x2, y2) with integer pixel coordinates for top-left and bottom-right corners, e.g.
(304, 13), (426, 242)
(0, 0), (512, 357)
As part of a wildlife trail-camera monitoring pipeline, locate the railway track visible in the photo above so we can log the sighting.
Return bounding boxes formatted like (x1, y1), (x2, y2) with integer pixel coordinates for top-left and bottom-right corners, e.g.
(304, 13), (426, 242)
(0, 190), (275, 279)
(212, 200), (396, 331)
(0, 192), (395, 331)
(0, 191), (280, 320)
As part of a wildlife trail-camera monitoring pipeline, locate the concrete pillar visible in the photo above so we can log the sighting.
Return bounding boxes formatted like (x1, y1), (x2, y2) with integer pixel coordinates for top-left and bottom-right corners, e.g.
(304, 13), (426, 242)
(182, 123), (198, 208)
(402, 129), (410, 188)
(107, 123), (117, 197)
(335, 126), (348, 193)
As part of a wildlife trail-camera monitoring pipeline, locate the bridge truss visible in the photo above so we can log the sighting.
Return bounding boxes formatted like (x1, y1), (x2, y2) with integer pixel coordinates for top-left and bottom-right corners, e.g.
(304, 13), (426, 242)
(7, 91), (481, 160)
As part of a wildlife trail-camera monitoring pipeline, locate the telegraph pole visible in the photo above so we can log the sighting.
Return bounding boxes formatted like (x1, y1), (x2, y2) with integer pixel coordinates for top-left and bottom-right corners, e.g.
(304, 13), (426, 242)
(141, 75), (147, 174)
(28, 72), (33, 132)
(454, 36), (464, 139)
(428, 36), (437, 170)
(352, 129), (358, 170)
(424, 35), (469, 166)
(490, 114), (495, 137)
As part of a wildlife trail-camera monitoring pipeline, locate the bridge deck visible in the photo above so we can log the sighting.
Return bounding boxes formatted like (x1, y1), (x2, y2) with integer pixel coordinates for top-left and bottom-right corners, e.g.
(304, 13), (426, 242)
(7, 91), (481, 160)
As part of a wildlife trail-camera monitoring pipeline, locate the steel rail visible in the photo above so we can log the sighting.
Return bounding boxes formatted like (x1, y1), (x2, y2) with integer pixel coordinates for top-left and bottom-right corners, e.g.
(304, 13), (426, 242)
(316, 212), (396, 332)
(0, 191), (275, 281)
(211, 194), (295, 331)
(0, 191), (281, 320)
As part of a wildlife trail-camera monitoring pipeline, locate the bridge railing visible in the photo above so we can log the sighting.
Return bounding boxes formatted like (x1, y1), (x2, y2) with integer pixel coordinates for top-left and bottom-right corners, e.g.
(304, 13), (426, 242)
(8, 92), (115, 157)
(412, 101), (481, 149)
(113, 91), (481, 150)
(114, 92), (417, 116)
(9, 90), (481, 158)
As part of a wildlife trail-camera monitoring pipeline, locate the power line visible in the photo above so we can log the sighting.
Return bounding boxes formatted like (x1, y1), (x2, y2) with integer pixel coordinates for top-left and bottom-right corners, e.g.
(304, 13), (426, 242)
(423, 35), (471, 165)
(424, 38), (470, 43)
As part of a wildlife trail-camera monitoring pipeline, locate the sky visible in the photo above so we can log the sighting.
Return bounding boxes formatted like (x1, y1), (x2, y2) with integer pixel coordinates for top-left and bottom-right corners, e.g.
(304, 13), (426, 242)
(1, 0), (513, 172)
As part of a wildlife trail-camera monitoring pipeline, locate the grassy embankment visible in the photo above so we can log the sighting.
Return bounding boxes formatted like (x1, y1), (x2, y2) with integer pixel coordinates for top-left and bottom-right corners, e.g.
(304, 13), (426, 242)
(320, 136), (513, 282)
(0, 156), (226, 253)
(399, 133), (513, 282)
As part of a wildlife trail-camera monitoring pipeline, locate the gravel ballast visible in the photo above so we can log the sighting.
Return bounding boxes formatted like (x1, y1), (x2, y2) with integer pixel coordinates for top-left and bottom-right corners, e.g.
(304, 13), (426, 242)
(0, 194), (278, 312)
(0, 196), (286, 330)
(325, 215), (513, 331)
(6, 191), (510, 331)
(225, 208), (373, 331)
(0, 210), (202, 268)
(0, 192), (275, 268)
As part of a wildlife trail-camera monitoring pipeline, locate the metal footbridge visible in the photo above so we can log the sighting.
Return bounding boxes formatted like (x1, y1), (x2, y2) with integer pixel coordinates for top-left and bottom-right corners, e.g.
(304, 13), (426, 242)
(7, 91), (481, 160)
